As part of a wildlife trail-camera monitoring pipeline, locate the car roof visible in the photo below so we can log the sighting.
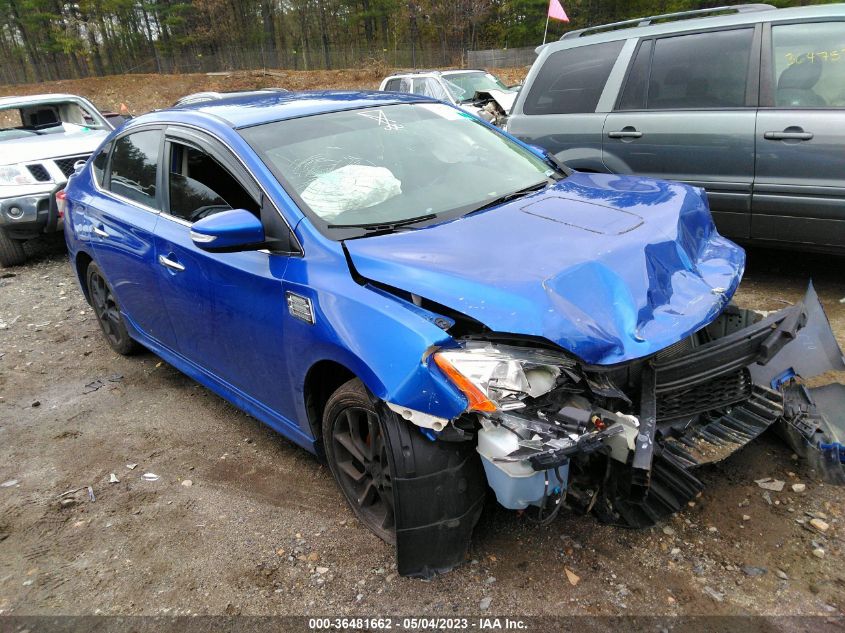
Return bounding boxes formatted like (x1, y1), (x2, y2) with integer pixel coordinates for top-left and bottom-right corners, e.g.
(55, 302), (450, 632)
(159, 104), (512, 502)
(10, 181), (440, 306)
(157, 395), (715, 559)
(0, 93), (94, 110)
(173, 88), (288, 106)
(539, 3), (845, 53)
(385, 69), (488, 78)
(156, 89), (434, 129)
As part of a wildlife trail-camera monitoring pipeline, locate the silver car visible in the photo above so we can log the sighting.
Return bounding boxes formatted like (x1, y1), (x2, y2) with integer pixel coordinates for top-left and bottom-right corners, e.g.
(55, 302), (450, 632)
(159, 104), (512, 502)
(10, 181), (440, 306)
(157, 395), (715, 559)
(380, 70), (518, 126)
(0, 94), (114, 266)
(507, 3), (845, 254)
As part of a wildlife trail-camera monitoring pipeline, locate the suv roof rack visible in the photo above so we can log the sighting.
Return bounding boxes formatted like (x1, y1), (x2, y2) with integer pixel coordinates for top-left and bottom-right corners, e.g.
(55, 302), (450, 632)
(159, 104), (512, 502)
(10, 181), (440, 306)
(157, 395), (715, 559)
(560, 4), (775, 40)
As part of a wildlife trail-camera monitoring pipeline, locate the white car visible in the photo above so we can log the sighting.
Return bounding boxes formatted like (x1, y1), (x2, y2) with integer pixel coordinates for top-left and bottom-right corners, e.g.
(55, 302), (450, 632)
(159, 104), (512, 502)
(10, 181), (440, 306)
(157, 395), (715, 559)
(0, 94), (114, 266)
(379, 70), (518, 126)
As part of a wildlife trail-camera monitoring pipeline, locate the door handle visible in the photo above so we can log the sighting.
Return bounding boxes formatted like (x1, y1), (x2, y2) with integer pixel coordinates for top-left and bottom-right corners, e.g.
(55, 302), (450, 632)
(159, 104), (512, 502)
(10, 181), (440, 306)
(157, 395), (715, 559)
(608, 127), (643, 139)
(93, 225), (109, 238)
(158, 254), (185, 272)
(763, 129), (813, 141)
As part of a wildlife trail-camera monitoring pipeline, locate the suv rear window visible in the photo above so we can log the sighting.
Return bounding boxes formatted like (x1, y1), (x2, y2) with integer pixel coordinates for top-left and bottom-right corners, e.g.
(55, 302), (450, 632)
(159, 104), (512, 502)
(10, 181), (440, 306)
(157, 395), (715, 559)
(523, 41), (624, 115)
(771, 22), (845, 108)
(638, 29), (754, 110)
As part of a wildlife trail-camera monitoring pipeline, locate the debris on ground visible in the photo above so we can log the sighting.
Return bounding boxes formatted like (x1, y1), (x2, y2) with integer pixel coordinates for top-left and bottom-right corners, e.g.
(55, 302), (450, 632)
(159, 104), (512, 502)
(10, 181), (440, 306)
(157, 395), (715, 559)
(742, 566), (767, 577)
(809, 518), (830, 533)
(82, 380), (104, 394)
(142, 473), (160, 482)
(755, 478), (785, 492)
(109, 473), (119, 483)
(703, 586), (724, 602)
(565, 568), (580, 587)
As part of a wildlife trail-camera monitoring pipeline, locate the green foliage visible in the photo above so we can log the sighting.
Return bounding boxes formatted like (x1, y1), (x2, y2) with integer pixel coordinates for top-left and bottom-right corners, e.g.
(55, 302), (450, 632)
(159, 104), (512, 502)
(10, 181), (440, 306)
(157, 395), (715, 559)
(0, 0), (831, 84)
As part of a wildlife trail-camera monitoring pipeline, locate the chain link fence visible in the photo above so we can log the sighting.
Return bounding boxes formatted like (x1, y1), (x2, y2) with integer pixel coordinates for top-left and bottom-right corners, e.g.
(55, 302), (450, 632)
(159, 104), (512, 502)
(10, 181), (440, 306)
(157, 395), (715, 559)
(466, 46), (538, 69)
(1, 45), (478, 86)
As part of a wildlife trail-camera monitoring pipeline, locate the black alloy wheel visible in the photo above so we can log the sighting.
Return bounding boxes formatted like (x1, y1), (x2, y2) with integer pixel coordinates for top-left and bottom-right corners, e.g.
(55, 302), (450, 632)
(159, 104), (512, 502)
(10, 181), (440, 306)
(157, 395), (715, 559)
(324, 380), (396, 543)
(86, 262), (139, 355)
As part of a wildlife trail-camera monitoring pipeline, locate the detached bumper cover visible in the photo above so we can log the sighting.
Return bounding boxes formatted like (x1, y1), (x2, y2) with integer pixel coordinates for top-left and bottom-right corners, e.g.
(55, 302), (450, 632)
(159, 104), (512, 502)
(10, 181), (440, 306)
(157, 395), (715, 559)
(599, 283), (845, 527)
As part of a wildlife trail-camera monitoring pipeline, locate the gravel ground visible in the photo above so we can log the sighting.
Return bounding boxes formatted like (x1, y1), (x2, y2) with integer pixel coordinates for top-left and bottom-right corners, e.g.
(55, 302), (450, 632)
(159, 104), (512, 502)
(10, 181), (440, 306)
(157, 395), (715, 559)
(0, 236), (843, 620)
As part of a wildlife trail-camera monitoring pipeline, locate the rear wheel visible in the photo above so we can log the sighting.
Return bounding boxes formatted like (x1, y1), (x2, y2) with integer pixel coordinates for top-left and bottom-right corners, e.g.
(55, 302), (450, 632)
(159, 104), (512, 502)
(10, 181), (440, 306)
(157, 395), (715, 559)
(0, 230), (26, 267)
(86, 261), (140, 355)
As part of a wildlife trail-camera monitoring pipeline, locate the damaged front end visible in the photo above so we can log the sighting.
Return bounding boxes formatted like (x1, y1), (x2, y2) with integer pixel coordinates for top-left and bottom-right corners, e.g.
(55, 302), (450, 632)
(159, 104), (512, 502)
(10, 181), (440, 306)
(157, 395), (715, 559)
(429, 284), (844, 532)
(463, 90), (515, 127)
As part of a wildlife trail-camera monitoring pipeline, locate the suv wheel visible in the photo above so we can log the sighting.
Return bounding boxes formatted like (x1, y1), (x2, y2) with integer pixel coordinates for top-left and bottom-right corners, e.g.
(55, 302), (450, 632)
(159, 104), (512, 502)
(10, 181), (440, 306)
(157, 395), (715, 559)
(86, 261), (141, 355)
(0, 230), (26, 267)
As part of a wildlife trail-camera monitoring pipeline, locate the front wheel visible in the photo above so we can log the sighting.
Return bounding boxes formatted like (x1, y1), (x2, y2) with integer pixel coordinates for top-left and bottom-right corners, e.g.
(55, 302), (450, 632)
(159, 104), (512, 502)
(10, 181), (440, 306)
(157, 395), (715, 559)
(0, 230), (26, 267)
(323, 379), (486, 577)
(323, 379), (397, 543)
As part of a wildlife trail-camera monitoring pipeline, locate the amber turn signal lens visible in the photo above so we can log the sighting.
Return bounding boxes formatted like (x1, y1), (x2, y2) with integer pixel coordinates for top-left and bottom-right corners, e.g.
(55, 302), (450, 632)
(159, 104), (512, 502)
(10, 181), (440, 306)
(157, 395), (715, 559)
(433, 353), (497, 413)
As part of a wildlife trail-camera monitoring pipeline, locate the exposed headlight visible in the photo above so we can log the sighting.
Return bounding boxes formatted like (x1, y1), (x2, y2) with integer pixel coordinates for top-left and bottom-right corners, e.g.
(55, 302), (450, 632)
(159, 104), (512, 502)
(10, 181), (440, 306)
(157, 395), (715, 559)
(0, 164), (37, 186)
(433, 343), (575, 413)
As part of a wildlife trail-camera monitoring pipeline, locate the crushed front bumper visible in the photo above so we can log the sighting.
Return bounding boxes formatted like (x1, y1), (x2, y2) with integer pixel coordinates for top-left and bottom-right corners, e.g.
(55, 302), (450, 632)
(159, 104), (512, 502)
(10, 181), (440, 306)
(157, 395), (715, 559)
(478, 284), (845, 527)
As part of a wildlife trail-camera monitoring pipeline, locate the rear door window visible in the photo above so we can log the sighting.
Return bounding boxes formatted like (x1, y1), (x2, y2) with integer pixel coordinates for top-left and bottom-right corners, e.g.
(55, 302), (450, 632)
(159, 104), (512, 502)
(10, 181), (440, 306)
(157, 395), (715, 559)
(108, 130), (161, 208)
(385, 77), (412, 93)
(92, 142), (111, 186)
(771, 22), (845, 108)
(412, 78), (450, 101)
(523, 41), (624, 114)
(645, 29), (754, 109)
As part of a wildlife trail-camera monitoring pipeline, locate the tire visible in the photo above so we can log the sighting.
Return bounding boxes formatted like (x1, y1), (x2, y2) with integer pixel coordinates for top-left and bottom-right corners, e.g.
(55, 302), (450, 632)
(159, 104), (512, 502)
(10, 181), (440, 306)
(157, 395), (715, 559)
(323, 378), (398, 544)
(0, 230), (26, 267)
(323, 378), (486, 577)
(86, 261), (141, 355)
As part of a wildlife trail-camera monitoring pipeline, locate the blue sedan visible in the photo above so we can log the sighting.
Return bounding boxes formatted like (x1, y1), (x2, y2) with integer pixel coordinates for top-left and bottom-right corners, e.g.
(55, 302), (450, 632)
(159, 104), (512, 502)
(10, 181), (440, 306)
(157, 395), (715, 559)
(63, 91), (845, 578)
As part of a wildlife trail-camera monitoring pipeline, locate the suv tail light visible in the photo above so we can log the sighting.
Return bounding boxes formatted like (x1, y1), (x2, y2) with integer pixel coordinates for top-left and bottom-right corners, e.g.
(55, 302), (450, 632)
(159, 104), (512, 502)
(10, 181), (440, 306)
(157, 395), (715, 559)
(55, 189), (68, 218)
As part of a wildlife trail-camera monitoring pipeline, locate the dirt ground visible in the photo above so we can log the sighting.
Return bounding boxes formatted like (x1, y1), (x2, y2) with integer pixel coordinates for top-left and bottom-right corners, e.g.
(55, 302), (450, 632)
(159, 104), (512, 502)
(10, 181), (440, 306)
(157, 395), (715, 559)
(0, 67), (529, 116)
(0, 235), (843, 622)
(0, 68), (843, 625)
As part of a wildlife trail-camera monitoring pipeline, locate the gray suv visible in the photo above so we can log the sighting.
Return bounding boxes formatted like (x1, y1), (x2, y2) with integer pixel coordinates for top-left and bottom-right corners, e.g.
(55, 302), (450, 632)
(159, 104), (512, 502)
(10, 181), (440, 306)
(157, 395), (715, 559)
(507, 4), (845, 253)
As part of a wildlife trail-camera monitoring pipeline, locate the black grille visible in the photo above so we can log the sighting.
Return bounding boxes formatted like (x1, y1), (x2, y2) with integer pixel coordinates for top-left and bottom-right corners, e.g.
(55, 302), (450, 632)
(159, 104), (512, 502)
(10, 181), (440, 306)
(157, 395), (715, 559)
(657, 367), (752, 421)
(54, 154), (90, 177)
(26, 164), (51, 182)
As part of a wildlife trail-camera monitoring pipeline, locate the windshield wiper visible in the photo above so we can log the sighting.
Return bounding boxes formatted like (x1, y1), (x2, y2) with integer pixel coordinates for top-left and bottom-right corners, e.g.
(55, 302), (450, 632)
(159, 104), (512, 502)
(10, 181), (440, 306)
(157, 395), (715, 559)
(464, 181), (550, 216)
(326, 213), (438, 235)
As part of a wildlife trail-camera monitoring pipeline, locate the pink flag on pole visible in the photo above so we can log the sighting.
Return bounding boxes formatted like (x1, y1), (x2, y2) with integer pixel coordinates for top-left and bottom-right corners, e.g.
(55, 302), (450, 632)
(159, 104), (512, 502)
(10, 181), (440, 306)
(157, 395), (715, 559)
(548, 0), (570, 22)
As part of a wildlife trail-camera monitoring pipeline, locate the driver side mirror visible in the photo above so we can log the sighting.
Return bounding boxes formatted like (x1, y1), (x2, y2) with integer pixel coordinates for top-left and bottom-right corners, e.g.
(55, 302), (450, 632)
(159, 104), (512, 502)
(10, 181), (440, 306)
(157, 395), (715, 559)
(190, 208), (265, 252)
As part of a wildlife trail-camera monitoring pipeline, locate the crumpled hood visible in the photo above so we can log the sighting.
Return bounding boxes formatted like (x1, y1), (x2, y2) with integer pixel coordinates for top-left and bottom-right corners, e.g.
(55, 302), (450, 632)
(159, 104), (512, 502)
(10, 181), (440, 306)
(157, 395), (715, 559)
(0, 128), (108, 165)
(345, 172), (745, 365)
